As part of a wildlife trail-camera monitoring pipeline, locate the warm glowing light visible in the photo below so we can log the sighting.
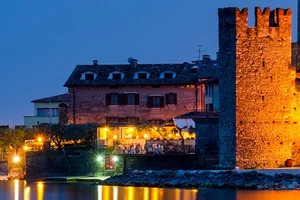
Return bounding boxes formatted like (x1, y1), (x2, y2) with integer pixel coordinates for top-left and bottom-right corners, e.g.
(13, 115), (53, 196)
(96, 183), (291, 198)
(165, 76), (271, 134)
(14, 180), (19, 200)
(154, 127), (158, 130)
(103, 127), (108, 132)
(13, 155), (20, 163)
(144, 134), (148, 139)
(175, 133), (179, 136)
(24, 186), (30, 200)
(128, 134), (132, 138)
(113, 135), (117, 140)
(112, 156), (118, 162)
(168, 134), (172, 138)
(97, 156), (104, 162)
(24, 146), (29, 151)
(128, 127), (134, 132)
(37, 182), (44, 200)
(97, 185), (103, 200)
(37, 137), (42, 143)
(113, 186), (118, 200)
(136, 136), (139, 139)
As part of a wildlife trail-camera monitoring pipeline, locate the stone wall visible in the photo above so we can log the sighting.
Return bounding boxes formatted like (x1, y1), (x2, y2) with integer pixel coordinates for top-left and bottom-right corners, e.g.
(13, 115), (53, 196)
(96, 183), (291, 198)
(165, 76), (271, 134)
(218, 7), (300, 169)
(25, 150), (104, 178)
(68, 85), (201, 124)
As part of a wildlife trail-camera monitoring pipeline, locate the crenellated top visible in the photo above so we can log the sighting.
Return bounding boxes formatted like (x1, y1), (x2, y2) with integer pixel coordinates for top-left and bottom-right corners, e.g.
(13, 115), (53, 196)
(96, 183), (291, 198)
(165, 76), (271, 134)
(219, 7), (292, 35)
(218, 7), (248, 18)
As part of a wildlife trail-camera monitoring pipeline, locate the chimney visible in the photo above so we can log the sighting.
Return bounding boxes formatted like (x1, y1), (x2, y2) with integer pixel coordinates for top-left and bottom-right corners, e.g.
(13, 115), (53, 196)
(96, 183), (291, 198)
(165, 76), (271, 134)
(128, 57), (138, 67)
(93, 60), (99, 65)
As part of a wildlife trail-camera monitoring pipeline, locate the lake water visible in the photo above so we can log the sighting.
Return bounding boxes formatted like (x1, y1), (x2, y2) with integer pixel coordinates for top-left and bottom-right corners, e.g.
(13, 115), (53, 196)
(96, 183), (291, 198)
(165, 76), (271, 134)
(1, 180), (300, 200)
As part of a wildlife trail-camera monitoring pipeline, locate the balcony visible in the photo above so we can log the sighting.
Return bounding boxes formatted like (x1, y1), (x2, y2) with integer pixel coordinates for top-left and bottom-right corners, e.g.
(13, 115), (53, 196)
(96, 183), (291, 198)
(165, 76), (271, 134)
(24, 116), (59, 128)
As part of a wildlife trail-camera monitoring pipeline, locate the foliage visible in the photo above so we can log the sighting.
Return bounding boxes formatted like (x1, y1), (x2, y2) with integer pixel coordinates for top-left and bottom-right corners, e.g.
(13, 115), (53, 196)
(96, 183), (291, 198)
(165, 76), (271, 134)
(65, 124), (86, 144)
(136, 121), (167, 138)
(0, 128), (25, 149)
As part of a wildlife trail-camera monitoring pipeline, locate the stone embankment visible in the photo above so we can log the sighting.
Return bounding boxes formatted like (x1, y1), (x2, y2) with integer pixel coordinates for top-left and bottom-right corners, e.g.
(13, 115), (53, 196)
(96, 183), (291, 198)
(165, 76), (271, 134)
(101, 170), (300, 190)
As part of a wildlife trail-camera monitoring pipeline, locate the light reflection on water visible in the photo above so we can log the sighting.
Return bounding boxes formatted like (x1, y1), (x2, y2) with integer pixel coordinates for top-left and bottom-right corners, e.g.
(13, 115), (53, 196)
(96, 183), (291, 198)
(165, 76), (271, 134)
(0, 180), (300, 200)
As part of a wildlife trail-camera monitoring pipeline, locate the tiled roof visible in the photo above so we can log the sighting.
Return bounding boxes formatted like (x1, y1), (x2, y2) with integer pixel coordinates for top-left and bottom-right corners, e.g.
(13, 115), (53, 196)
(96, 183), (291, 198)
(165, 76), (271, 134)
(64, 63), (200, 87)
(31, 93), (69, 103)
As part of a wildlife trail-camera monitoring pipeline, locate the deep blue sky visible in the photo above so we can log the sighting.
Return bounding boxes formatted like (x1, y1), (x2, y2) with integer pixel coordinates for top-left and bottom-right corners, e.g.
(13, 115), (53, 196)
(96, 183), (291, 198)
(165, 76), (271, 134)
(0, 0), (296, 126)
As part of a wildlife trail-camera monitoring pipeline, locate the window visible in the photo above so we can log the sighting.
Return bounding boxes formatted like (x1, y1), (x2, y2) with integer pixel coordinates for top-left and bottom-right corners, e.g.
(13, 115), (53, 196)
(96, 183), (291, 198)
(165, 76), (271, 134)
(111, 94), (119, 105)
(127, 94), (136, 105)
(206, 104), (213, 111)
(152, 97), (161, 107)
(138, 73), (147, 79)
(106, 93), (139, 105)
(205, 85), (213, 97)
(147, 96), (164, 108)
(85, 73), (94, 80)
(112, 73), (121, 80)
(36, 108), (58, 117)
(164, 73), (173, 79)
(166, 93), (177, 105)
(106, 117), (119, 124)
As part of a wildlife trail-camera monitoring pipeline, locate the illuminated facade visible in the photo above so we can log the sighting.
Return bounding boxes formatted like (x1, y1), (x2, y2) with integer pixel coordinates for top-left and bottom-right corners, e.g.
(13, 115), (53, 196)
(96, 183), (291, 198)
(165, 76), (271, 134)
(218, 7), (300, 168)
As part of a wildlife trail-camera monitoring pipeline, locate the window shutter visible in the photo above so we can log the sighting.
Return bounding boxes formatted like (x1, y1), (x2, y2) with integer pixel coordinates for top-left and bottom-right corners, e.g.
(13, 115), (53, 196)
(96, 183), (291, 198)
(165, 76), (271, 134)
(165, 93), (169, 105)
(160, 96), (164, 108)
(119, 94), (127, 105)
(135, 94), (139, 105)
(106, 94), (111, 105)
(147, 97), (152, 108)
(174, 93), (177, 105)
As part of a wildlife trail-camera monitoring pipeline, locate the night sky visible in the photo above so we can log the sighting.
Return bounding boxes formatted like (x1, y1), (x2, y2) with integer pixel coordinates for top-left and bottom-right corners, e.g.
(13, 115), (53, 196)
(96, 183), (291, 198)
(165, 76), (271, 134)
(0, 0), (296, 126)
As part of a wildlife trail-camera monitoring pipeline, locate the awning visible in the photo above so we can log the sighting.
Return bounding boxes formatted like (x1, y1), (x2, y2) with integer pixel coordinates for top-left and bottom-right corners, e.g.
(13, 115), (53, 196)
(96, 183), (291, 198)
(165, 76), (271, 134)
(173, 118), (195, 129)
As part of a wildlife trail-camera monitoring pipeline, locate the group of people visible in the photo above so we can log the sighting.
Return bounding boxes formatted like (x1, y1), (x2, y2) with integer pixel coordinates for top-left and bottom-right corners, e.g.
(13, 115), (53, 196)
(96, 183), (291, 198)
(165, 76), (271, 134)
(113, 140), (194, 155)
(113, 143), (145, 154)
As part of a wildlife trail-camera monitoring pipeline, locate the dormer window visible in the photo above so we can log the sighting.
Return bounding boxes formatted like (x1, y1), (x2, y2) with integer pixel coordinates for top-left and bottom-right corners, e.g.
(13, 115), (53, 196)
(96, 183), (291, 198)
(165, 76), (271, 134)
(160, 70), (176, 79)
(164, 73), (173, 79)
(190, 66), (198, 74)
(85, 73), (94, 80)
(80, 72), (97, 80)
(138, 73), (147, 79)
(133, 71), (150, 79)
(112, 73), (122, 80)
(108, 71), (125, 80)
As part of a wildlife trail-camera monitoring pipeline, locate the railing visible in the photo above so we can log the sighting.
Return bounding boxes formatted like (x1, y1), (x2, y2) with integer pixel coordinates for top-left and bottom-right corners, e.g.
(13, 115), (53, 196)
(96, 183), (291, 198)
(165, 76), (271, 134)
(177, 110), (219, 118)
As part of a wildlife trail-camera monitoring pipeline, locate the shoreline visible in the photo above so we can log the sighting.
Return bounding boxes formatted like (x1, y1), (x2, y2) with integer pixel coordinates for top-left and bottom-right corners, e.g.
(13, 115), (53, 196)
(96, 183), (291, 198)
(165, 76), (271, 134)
(100, 169), (300, 190)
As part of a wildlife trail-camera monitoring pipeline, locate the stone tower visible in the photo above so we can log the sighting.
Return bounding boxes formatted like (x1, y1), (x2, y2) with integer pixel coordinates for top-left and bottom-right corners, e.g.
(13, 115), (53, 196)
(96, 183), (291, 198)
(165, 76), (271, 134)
(218, 7), (300, 169)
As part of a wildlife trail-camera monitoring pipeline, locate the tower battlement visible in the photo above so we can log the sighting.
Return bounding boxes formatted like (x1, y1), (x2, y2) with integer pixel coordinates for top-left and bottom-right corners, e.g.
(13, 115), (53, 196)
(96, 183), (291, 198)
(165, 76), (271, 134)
(218, 7), (291, 33)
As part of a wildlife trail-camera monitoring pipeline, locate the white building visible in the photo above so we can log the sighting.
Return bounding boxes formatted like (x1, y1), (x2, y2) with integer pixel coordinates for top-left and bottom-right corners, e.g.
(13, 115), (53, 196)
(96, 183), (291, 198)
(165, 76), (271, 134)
(24, 93), (69, 128)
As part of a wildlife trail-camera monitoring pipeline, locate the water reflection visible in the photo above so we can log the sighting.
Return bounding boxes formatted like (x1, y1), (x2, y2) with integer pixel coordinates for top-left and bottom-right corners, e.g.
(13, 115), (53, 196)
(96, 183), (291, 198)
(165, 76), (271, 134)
(0, 180), (300, 200)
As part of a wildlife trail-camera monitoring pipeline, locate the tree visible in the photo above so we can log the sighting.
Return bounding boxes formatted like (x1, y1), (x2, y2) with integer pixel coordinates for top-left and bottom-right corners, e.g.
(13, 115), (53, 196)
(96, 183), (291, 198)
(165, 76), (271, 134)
(64, 124), (86, 144)
(0, 128), (25, 149)
(64, 123), (99, 147)
(137, 121), (167, 139)
(37, 123), (65, 150)
(172, 125), (195, 151)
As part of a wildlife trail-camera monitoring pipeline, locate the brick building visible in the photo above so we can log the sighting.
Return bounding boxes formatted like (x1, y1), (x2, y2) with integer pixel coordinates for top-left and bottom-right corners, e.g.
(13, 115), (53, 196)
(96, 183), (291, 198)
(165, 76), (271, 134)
(218, 7), (300, 169)
(64, 58), (219, 126)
